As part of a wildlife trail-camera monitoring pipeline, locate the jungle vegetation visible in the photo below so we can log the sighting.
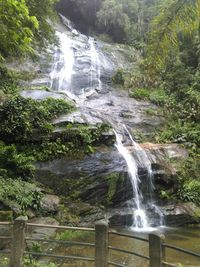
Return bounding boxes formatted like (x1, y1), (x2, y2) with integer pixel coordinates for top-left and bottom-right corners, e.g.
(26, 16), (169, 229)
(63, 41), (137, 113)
(0, 0), (199, 215)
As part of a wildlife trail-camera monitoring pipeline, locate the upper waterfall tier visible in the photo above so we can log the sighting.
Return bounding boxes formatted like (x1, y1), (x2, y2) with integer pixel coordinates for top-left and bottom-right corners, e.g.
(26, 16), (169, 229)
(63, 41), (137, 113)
(49, 25), (114, 101)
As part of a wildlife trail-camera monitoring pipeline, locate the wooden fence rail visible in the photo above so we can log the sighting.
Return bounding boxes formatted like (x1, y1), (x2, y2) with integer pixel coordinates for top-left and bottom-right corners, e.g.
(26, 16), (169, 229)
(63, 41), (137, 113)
(0, 216), (200, 267)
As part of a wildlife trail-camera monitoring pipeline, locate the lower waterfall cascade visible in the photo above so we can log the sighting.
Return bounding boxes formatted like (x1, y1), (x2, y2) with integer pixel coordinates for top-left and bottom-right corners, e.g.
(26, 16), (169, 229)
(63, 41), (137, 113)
(114, 129), (164, 230)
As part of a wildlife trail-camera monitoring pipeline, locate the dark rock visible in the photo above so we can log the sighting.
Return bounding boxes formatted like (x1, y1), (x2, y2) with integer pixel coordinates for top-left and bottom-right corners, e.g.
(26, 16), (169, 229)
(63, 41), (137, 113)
(161, 203), (200, 226)
(35, 149), (132, 207)
(108, 210), (133, 227)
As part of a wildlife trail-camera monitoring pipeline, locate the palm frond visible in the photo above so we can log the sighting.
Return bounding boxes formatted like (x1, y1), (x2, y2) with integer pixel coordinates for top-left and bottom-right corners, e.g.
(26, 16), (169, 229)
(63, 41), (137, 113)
(147, 0), (200, 73)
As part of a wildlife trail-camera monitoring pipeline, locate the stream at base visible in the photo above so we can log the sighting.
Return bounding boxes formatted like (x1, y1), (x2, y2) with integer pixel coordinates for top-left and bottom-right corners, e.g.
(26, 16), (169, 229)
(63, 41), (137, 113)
(41, 226), (200, 267)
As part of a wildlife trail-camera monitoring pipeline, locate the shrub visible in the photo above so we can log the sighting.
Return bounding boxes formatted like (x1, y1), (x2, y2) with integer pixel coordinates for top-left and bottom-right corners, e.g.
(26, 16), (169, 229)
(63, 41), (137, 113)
(149, 89), (167, 105)
(0, 96), (74, 143)
(129, 88), (151, 100)
(0, 143), (35, 180)
(56, 230), (92, 241)
(0, 177), (42, 212)
(178, 180), (200, 205)
(112, 69), (125, 85)
(0, 65), (19, 95)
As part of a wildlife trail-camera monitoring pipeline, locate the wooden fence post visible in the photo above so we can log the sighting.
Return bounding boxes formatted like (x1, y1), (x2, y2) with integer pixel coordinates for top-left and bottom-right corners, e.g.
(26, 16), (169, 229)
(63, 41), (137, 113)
(149, 232), (165, 267)
(95, 221), (108, 267)
(9, 216), (28, 267)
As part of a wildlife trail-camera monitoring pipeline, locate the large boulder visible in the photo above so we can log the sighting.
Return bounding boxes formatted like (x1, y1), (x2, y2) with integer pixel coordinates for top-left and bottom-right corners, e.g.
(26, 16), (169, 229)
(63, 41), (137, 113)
(40, 195), (60, 214)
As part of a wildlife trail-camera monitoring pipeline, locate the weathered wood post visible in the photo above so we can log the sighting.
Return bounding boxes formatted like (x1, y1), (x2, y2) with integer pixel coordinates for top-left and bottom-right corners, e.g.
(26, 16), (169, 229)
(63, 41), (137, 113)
(95, 221), (109, 267)
(149, 232), (165, 267)
(9, 216), (28, 267)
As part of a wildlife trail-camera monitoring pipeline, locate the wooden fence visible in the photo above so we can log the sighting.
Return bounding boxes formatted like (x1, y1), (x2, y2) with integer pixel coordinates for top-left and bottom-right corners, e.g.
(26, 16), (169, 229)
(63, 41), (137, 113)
(0, 216), (200, 267)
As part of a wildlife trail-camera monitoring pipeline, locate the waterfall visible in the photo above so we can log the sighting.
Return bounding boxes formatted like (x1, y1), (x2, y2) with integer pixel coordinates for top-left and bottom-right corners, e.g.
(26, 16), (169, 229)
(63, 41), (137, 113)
(88, 37), (102, 91)
(114, 128), (164, 230)
(123, 125), (155, 200)
(114, 130), (148, 229)
(49, 31), (74, 93)
(48, 17), (165, 230)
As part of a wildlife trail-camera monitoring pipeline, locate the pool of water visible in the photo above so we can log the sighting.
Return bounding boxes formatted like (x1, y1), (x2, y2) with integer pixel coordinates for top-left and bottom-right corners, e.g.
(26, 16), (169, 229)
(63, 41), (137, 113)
(48, 225), (200, 267)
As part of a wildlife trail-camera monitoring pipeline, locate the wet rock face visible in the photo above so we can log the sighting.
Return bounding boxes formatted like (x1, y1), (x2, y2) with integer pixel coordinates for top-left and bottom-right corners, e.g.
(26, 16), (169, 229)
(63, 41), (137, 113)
(161, 203), (200, 226)
(16, 18), (198, 227)
(35, 149), (133, 207)
(108, 202), (200, 227)
(35, 143), (183, 210)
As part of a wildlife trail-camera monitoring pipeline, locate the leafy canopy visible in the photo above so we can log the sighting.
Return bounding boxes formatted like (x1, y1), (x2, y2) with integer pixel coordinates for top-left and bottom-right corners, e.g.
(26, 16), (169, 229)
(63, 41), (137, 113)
(97, 0), (131, 42)
(25, 0), (58, 47)
(146, 0), (200, 75)
(0, 0), (38, 58)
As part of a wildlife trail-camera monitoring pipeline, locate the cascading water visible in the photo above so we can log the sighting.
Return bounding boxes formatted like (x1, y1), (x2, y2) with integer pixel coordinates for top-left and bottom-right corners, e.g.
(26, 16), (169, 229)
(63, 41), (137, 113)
(88, 37), (102, 91)
(49, 31), (74, 93)
(49, 18), (164, 230)
(114, 127), (164, 230)
(114, 130), (148, 229)
(123, 125), (155, 201)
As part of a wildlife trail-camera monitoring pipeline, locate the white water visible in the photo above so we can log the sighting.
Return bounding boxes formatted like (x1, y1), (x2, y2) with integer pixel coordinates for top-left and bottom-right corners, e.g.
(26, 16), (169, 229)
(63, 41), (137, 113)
(49, 31), (74, 93)
(126, 130), (164, 226)
(123, 125), (155, 196)
(114, 127), (164, 230)
(114, 130), (148, 229)
(88, 37), (102, 91)
(49, 20), (164, 230)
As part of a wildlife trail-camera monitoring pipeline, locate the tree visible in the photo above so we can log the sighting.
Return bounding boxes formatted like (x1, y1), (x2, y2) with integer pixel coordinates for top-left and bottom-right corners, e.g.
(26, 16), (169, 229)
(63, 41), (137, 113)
(25, 0), (58, 47)
(0, 0), (38, 59)
(97, 0), (131, 42)
(146, 0), (200, 75)
(56, 0), (102, 33)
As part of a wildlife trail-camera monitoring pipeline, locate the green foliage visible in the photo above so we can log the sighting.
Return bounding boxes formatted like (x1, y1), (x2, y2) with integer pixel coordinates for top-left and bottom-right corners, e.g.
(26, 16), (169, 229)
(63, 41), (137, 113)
(24, 258), (57, 267)
(29, 242), (42, 253)
(20, 123), (111, 162)
(97, 0), (131, 42)
(179, 179), (200, 205)
(0, 96), (74, 143)
(0, 65), (19, 95)
(96, 0), (161, 44)
(0, 142), (35, 180)
(130, 87), (167, 105)
(29, 139), (70, 162)
(26, 0), (58, 47)
(0, 0), (39, 59)
(156, 120), (200, 147)
(130, 88), (151, 100)
(63, 123), (111, 152)
(149, 89), (167, 105)
(0, 176), (42, 212)
(112, 69), (125, 85)
(146, 0), (200, 76)
(56, 230), (92, 241)
(0, 210), (13, 221)
(0, 0), (58, 59)
(104, 173), (120, 205)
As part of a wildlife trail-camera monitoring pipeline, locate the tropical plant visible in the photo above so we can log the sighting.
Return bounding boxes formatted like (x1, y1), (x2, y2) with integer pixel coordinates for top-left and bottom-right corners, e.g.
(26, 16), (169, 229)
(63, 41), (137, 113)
(0, 96), (74, 143)
(0, 0), (39, 59)
(146, 0), (200, 76)
(25, 0), (58, 47)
